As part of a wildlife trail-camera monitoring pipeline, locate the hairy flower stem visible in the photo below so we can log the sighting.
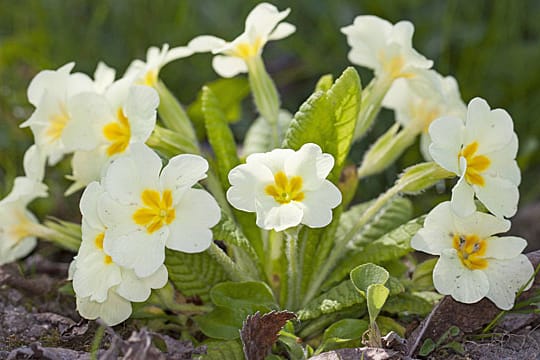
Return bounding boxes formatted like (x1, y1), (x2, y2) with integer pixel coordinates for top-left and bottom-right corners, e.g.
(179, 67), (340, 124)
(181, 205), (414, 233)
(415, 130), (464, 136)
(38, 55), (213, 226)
(285, 228), (300, 310)
(266, 230), (283, 292)
(303, 183), (402, 306)
(246, 55), (281, 148)
(354, 75), (394, 140)
(207, 242), (253, 282)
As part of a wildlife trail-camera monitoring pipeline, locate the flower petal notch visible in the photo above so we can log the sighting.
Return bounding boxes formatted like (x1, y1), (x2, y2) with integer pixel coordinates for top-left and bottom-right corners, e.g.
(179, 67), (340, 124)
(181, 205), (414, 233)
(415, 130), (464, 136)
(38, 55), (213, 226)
(188, 2), (295, 77)
(226, 143), (342, 232)
(341, 15), (432, 80)
(98, 143), (220, 277)
(411, 201), (534, 310)
(429, 97), (520, 218)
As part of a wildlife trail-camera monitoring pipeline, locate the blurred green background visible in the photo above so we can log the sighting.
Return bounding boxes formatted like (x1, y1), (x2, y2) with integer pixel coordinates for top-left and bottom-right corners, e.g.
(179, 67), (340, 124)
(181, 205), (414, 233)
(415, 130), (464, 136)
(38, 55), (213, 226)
(1, 0), (540, 228)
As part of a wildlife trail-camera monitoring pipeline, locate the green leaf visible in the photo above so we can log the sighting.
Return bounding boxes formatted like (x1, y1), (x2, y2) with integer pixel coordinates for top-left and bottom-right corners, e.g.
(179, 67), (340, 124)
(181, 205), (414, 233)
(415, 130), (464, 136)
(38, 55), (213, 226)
(318, 318), (369, 353)
(351, 216), (424, 265)
(165, 249), (229, 302)
(397, 162), (455, 194)
(376, 315), (406, 337)
(199, 340), (244, 360)
(212, 214), (264, 279)
(154, 81), (199, 153)
(418, 338), (436, 356)
(210, 281), (275, 309)
(315, 74), (333, 92)
(188, 77), (250, 138)
(410, 257), (437, 291)
(383, 292), (433, 316)
(297, 280), (365, 321)
(339, 197), (413, 249)
(366, 283), (390, 324)
(350, 263), (389, 295)
(243, 110), (292, 157)
(202, 86), (240, 190)
(325, 67), (362, 174)
(320, 197), (412, 291)
(282, 67), (361, 181)
(196, 281), (277, 340)
(196, 307), (249, 340)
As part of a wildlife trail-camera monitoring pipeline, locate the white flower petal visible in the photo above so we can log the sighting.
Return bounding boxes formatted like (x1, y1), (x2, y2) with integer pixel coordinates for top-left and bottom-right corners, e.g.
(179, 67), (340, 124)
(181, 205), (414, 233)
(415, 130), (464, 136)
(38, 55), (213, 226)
(245, 3), (290, 40)
(23, 145), (46, 182)
(160, 154), (209, 197)
(77, 290), (132, 326)
(67, 148), (109, 194)
(285, 143), (334, 189)
(63, 92), (112, 152)
(212, 55), (248, 78)
(167, 189), (219, 253)
(124, 85), (159, 142)
(104, 228), (167, 278)
(72, 251), (122, 302)
(256, 200), (303, 232)
(454, 211), (510, 240)
(483, 236), (527, 260)
(268, 22), (296, 41)
(103, 144), (161, 204)
(433, 249), (489, 304)
(27, 62), (74, 106)
(465, 98), (514, 154)
(428, 116), (463, 173)
(451, 175), (476, 217)
(475, 176), (519, 218)
(163, 46), (194, 64)
(93, 61), (116, 93)
(484, 255), (534, 310)
(301, 181), (342, 228)
(188, 35), (227, 53)
(227, 163), (274, 212)
(116, 267), (163, 302)
(79, 182), (104, 229)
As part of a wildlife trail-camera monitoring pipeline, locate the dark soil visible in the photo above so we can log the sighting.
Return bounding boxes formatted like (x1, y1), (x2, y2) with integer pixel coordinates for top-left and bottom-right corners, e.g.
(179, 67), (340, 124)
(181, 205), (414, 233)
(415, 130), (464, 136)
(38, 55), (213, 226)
(1, 249), (539, 359)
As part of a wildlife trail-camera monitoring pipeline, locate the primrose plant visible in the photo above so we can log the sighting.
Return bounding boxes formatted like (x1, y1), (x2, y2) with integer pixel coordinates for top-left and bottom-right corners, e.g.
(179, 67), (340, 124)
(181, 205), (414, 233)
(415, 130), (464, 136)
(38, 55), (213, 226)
(1, 2), (534, 358)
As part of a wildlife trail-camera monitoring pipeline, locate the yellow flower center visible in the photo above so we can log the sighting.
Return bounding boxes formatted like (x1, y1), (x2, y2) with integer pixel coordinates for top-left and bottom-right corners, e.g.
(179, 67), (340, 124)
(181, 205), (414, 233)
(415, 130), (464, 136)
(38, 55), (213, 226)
(143, 69), (158, 87)
(132, 189), (176, 233)
(458, 141), (491, 186)
(103, 108), (131, 156)
(46, 105), (69, 142)
(231, 37), (263, 60)
(452, 233), (488, 270)
(265, 171), (305, 204)
(94, 232), (113, 264)
(378, 52), (415, 79)
(410, 101), (441, 133)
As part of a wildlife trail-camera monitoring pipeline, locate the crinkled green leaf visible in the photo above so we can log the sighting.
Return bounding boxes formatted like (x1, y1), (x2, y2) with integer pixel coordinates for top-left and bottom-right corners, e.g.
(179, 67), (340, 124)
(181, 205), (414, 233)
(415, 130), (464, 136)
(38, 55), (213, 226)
(199, 340), (244, 360)
(350, 263), (389, 295)
(210, 281), (275, 309)
(196, 281), (276, 340)
(339, 197), (413, 249)
(297, 280), (365, 321)
(165, 249), (229, 302)
(282, 67), (361, 181)
(202, 86), (240, 190)
(326, 67), (362, 173)
(352, 216), (424, 265)
(212, 214), (264, 279)
(243, 110), (292, 157)
(410, 258), (437, 291)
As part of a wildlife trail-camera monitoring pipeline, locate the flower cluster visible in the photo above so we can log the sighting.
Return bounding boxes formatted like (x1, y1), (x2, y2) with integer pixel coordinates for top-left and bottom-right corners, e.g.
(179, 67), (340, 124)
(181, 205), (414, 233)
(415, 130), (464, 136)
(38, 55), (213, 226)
(1, 2), (534, 334)
(343, 14), (532, 310)
(69, 143), (220, 323)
